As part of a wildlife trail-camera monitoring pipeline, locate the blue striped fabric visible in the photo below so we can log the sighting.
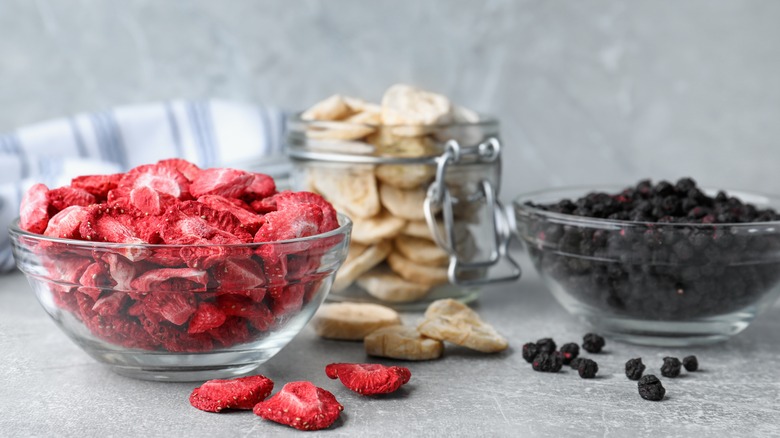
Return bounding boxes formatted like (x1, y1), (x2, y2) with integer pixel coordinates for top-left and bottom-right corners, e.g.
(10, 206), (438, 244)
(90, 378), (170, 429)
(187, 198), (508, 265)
(1, 99), (287, 273)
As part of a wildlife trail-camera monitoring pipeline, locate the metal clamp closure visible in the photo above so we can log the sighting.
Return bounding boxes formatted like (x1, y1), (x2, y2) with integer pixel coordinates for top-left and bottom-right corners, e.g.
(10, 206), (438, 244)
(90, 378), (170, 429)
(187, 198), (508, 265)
(423, 138), (521, 286)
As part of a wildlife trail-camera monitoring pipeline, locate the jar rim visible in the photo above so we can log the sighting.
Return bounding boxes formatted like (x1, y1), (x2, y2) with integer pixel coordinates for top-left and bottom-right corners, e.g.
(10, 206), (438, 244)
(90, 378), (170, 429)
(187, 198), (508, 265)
(287, 111), (500, 129)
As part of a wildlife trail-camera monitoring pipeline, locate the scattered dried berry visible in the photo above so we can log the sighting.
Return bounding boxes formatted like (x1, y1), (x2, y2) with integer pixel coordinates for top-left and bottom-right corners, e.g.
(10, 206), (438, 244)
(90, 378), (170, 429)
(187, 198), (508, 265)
(577, 359), (598, 378)
(568, 357), (585, 370)
(532, 351), (563, 373)
(638, 375), (666, 401)
(625, 358), (646, 380)
(582, 333), (605, 353)
(325, 363), (411, 395)
(189, 375), (274, 412)
(253, 381), (343, 431)
(683, 355), (698, 372)
(661, 357), (682, 377)
(522, 342), (539, 363)
(535, 338), (557, 354)
(559, 343), (579, 364)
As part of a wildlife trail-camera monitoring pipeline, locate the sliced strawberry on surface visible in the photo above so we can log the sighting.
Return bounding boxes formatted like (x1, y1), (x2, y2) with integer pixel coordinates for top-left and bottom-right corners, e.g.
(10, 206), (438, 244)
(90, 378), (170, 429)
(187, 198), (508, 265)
(47, 186), (96, 212)
(189, 375), (275, 413)
(188, 302), (227, 334)
(190, 167), (254, 199)
(119, 163), (191, 199)
(253, 381), (343, 431)
(129, 267), (209, 292)
(71, 173), (122, 200)
(157, 158), (201, 182)
(242, 173), (276, 201)
(212, 258), (265, 290)
(43, 205), (91, 239)
(325, 363), (411, 396)
(20, 183), (51, 234)
(197, 195), (263, 234)
(206, 316), (252, 347)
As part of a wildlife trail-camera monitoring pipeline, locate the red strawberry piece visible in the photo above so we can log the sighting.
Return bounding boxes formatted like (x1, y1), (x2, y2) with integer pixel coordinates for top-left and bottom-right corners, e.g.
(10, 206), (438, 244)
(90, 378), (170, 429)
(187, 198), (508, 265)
(268, 284), (305, 317)
(157, 158), (202, 182)
(71, 173), (122, 200)
(216, 294), (274, 331)
(88, 315), (157, 350)
(242, 173), (276, 201)
(189, 375), (275, 413)
(43, 205), (91, 239)
(119, 163), (191, 199)
(197, 195), (263, 234)
(263, 191), (339, 233)
(20, 183), (51, 234)
(139, 315), (213, 352)
(161, 201), (253, 244)
(47, 186), (96, 212)
(92, 291), (130, 317)
(207, 316), (252, 347)
(253, 381), (343, 431)
(212, 258), (265, 290)
(254, 203), (324, 243)
(51, 286), (80, 313)
(188, 303), (227, 334)
(98, 252), (137, 291)
(129, 186), (176, 216)
(130, 267), (209, 292)
(216, 287), (266, 303)
(78, 262), (113, 301)
(325, 363), (411, 396)
(44, 256), (93, 285)
(190, 168), (254, 199)
(141, 292), (198, 325)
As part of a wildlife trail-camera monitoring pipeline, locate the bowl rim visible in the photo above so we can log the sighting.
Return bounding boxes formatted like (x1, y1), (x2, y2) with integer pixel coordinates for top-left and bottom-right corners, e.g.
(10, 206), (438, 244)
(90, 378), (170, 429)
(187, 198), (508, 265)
(8, 212), (353, 249)
(513, 185), (780, 228)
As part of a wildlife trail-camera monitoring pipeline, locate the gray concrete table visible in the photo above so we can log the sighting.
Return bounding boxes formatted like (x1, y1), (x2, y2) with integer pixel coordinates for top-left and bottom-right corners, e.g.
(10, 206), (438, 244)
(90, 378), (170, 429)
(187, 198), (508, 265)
(2, 257), (779, 438)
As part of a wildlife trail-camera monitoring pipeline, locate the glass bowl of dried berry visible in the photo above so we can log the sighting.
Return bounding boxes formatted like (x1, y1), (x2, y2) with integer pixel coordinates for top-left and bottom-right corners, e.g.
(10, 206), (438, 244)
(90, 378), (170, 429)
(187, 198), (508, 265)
(514, 178), (780, 347)
(9, 159), (351, 381)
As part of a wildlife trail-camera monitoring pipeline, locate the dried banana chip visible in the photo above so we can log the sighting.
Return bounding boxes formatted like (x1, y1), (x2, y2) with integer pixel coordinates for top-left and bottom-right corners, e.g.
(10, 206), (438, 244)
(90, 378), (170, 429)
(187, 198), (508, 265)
(387, 252), (448, 286)
(311, 166), (381, 219)
(378, 184), (427, 221)
(381, 84), (453, 137)
(332, 240), (392, 292)
(351, 210), (407, 245)
(357, 266), (431, 303)
(417, 299), (508, 353)
(364, 325), (443, 361)
(312, 302), (401, 341)
(301, 94), (354, 121)
(394, 234), (449, 266)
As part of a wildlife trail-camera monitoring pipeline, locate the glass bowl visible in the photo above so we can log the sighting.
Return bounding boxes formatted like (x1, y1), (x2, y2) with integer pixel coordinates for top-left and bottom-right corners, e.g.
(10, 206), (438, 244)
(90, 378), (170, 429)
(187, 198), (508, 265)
(513, 187), (780, 346)
(9, 214), (351, 381)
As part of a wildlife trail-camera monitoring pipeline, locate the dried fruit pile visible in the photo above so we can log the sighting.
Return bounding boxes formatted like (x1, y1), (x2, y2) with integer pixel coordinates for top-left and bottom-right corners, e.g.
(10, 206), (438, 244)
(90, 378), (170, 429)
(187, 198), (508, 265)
(298, 85), (483, 304)
(521, 178), (780, 319)
(18, 159), (342, 352)
(190, 363), (411, 431)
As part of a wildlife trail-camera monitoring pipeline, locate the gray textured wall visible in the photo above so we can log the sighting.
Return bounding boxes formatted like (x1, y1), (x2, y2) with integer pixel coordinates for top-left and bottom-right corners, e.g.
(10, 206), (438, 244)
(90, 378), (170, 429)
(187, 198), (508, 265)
(2, 0), (779, 200)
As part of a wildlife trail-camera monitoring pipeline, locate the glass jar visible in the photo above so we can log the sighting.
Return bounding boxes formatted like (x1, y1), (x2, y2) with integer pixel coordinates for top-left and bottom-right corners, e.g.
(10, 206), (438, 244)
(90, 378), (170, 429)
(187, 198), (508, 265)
(286, 114), (520, 310)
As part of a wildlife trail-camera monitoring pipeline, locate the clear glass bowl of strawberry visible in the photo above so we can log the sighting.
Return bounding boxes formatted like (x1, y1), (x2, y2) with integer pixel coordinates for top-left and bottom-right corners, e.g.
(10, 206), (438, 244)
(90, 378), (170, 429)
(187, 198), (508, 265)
(9, 159), (352, 381)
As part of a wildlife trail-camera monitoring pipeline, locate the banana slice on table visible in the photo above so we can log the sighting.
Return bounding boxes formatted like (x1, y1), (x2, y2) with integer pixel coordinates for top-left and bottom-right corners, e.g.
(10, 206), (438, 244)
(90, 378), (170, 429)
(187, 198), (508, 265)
(417, 299), (508, 353)
(364, 325), (444, 361)
(311, 302), (401, 341)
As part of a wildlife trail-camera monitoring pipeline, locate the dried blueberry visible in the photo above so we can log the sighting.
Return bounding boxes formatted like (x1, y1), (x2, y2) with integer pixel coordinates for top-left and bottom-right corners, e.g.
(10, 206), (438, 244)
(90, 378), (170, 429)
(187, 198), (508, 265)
(625, 358), (646, 380)
(536, 338), (557, 354)
(578, 359), (598, 379)
(638, 375), (666, 401)
(683, 355), (698, 372)
(582, 333), (605, 353)
(661, 357), (682, 378)
(532, 352), (563, 373)
(559, 343), (579, 365)
(522, 342), (539, 364)
(569, 357), (585, 370)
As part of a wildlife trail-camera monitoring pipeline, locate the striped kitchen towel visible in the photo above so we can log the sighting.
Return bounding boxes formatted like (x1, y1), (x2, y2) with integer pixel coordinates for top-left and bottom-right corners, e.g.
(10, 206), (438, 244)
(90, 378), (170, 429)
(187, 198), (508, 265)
(0, 99), (287, 272)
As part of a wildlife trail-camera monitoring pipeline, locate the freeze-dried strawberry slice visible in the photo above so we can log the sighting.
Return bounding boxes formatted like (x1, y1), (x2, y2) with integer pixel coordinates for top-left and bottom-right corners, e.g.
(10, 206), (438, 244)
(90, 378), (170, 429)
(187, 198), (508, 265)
(216, 294), (274, 331)
(254, 203), (324, 243)
(47, 186), (96, 212)
(259, 191), (339, 233)
(20, 183), (50, 234)
(189, 375), (275, 413)
(45, 256), (93, 285)
(212, 258), (265, 290)
(71, 173), (122, 200)
(188, 303), (227, 334)
(268, 284), (305, 317)
(161, 201), (253, 244)
(43, 206), (91, 239)
(157, 158), (201, 182)
(119, 163), (191, 199)
(190, 168), (254, 199)
(98, 252), (137, 291)
(197, 195), (263, 234)
(129, 186), (176, 216)
(325, 363), (411, 396)
(253, 381), (343, 431)
(78, 262), (112, 301)
(141, 292), (198, 325)
(139, 315), (213, 352)
(242, 173), (276, 201)
(92, 291), (130, 317)
(207, 316), (252, 347)
(130, 268), (209, 292)
(80, 211), (149, 260)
